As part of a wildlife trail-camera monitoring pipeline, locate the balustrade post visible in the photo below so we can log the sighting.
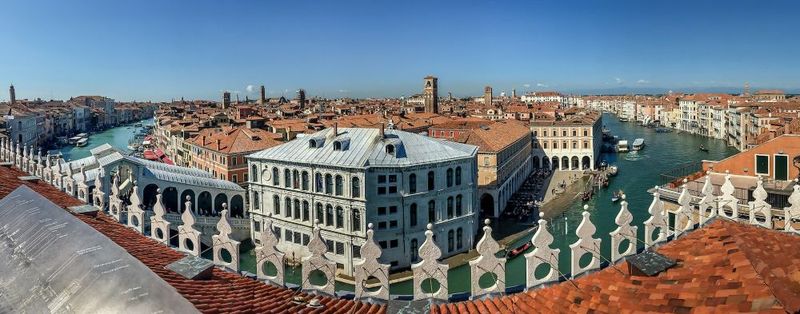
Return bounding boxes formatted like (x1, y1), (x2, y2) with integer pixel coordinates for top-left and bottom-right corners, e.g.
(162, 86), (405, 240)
(569, 206), (600, 278)
(644, 186), (668, 248)
(749, 176), (772, 229)
(610, 195), (637, 263)
(256, 213), (285, 286)
(525, 213), (560, 288)
(354, 223), (390, 301)
(412, 223), (449, 301)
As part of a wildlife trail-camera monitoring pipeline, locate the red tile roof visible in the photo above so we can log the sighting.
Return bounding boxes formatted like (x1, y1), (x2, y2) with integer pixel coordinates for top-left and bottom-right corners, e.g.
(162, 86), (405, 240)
(432, 219), (800, 314)
(0, 165), (384, 314)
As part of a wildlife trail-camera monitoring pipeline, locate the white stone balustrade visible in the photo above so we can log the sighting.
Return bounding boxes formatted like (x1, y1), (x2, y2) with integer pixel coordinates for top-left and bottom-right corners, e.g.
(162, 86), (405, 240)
(610, 194), (637, 263)
(93, 166), (106, 210)
(718, 171), (739, 220)
(178, 196), (202, 256)
(77, 165), (90, 204)
(256, 214), (285, 286)
(749, 176), (772, 229)
(674, 178), (695, 237)
(150, 188), (171, 245)
(644, 186), (669, 248)
(784, 180), (800, 235)
(63, 164), (76, 197)
(412, 223), (449, 301)
(108, 173), (125, 222)
(301, 221), (336, 296)
(698, 172), (716, 225)
(570, 207), (601, 278)
(354, 223), (390, 301)
(525, 213), (560, 288)
(469, 219), (506, 298)
(127, 181), (145, 233)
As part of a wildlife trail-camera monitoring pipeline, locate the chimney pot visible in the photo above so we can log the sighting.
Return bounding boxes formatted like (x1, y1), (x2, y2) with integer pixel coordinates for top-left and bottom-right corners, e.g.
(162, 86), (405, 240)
(380, 123), (385, 138)
(333, 122), (338, 136)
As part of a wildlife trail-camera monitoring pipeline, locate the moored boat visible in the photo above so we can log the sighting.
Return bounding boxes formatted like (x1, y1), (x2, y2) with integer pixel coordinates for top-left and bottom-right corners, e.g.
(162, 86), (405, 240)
(608, 165), (618, 176)
(75, 138), (88, 147)
(632, 138), (645, 151)
(617, 140), (629, 153)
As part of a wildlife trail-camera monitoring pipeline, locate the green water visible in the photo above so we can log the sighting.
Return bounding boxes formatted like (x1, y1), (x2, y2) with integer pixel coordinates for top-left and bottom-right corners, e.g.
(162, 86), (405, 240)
(240, 113), (739, 295)
(59, 118), (154, 161)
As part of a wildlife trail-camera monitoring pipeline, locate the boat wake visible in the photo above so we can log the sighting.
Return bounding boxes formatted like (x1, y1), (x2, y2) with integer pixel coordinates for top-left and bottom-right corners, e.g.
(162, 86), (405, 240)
(624, 151), (648, 161)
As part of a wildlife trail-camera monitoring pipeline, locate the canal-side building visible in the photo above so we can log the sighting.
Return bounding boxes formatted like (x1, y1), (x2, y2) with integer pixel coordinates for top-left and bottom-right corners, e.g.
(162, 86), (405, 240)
(531, 111), (602, 171)
(429, 119), (533, 217)
(247, 126), (479, 274)
(187, 126), (282, 186)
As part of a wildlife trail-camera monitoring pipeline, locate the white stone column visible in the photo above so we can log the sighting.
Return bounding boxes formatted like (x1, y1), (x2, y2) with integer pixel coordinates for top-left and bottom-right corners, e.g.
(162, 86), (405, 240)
(354, 223), (390, 301)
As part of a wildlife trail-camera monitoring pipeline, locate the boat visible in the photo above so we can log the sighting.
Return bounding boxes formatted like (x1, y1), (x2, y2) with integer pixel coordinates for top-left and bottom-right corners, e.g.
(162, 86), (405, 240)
(619, 116), (629, 122)
(506, 241), (532, 259)
(617, 140), (629, 153)
(655, 127), (673, 133)
(611, 190), (624, 202)
(632, 138), (645, 151)
(68, 136), (83, 144)
(699, 144), (709, 152)
(581, 189), (593, 201)
(75, 138), (88, 147)
(608, 165), (618, 176)
(76, 133), (88, 138)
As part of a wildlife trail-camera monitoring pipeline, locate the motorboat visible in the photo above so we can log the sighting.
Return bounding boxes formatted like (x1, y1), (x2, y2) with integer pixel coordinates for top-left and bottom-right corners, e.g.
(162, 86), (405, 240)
(75, 138), (88, 147)
(632, 138), (645, 151)
(611, 190), (623, 202)
(608, 165), (618, 176)
(617, 140), (629, 153)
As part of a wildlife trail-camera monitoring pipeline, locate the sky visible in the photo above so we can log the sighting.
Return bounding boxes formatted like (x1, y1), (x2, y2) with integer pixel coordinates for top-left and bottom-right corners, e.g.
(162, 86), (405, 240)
(1, 0), (799, 102)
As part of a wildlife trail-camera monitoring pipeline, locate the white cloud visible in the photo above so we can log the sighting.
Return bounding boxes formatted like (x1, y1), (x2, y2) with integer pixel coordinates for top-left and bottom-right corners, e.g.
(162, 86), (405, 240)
(338, 89), (349, 93)
(522, 83), (531, 88)
(536, 83), (548, 87)
(636, 79), (650, 84)
(246, 85), (255, 93)
(614, 77), (623, 84)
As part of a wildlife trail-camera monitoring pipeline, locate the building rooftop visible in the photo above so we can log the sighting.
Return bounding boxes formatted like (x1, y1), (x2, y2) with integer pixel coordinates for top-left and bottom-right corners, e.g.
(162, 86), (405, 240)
(188, 127), (283, 154)
(249, 127), (478, 168)
(451, 120), (530, 153)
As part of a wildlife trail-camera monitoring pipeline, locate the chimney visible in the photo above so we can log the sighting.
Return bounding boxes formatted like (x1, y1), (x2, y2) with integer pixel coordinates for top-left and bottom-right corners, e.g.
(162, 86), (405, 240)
(333, 122), (338, 136)
(380, 123), (385, 138)
(217, 139), (221, 150)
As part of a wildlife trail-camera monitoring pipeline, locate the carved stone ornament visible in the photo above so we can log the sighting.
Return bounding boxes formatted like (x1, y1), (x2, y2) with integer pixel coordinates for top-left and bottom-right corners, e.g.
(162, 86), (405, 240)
(301, 221), (336, 296)
(469, 219), (506, 298)
(150, 188), (171, 245)
(698, 172), (717, 225)
(255, 214), (285, 286)
(178, 195), (202, 256)
(674, 178), (695, 237)
(569, 207), (601, 278)
(411, 223), (449, 301)
(525, 212), (560, 288)
(354, 222), (390, 301)
(748, 176), (772, 228)
(212, 204), (240, 272)
(784, 180), (800, 234)
(609, 194), (637, 263)
(644, 186), (669, 248)
(718, 171), (739, 220)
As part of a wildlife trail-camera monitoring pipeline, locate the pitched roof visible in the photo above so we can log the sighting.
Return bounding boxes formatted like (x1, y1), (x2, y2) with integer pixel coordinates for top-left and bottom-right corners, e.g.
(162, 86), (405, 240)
(452, 120), (530, 153)
(188, 127), (283, 154)
(0, 164), (384, 314)
(432, 219), (800, 313)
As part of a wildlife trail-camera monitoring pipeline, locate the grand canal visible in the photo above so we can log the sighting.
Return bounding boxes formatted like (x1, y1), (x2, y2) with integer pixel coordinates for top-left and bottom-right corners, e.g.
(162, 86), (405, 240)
(87, 114), (737, 295)
(58, 118), (155, 161)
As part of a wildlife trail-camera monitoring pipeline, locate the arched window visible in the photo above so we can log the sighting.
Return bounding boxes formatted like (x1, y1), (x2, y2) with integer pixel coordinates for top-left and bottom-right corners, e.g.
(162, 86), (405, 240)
(447, 197), (454, 219)
(316, 203), (323, 224)
(427, 171), (435, 191)
(272, 168), (279, 186)
(325, 174), (333, 194)
(251, 164), (258, 182)
(428, 200), (436, 223)
(293, 199), (300, 219)
(352, 209), (361, 231)
(456, 195), (463, 216)
(335, 206), (344, 228)
(252, 191), (260, 212)
(457, 228), (463, 249)
(293, 170), (300, 188)
(335, 175), (343, 196)
(448, 230), (454, 252)
(455, 167), (462, 185)
(302, 201), (310, 221)
(410, 203), (418, 227)
(446, 168), (453, 187)
(325, 205), (334, 226)
(284, 169), (291, 188)
(302, 171), (309, 190)
(315, 173), (323, 192)
(409, 174), (417, 194)
(410, 239), (419, 262)
(351, 177), (360, 198)
(273, 195), (280, 215)
(284, 197), (292, 218)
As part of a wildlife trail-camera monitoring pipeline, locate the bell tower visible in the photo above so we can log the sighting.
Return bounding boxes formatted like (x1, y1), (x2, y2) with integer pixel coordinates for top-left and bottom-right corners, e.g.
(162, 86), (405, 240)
(423, 76), (438, 114)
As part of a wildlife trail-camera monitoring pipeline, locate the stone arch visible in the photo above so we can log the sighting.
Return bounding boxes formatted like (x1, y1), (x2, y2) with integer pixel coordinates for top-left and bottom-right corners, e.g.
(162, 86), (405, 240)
(180, 190), (195, 213)
(214, 193), (228, 215)
(561, 156), (569, 170)
(230, 195), (244, 218)
(198, 191), (212, 215)
(480, 193), (495, 218)
(551, 156), (559, 170)
(582, 156), (591, 170)
(162, 187), (179, 213)
(143, 183), (159, 211)
(532, 156), (540, 169)
(571, 156), (579, 170)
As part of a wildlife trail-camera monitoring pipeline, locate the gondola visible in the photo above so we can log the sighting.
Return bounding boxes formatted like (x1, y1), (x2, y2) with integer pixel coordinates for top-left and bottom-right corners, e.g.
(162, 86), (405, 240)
(506, 241), (532, 259)
(699, 145), (709, 152)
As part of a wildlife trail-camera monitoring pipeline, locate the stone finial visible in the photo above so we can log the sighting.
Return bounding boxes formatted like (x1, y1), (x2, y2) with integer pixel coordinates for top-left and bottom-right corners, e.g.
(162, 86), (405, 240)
(95, 167), (104, 190)
(412, 223), (449, 301)
(76, 165), (90, 203)
(674, 178), (695, 236)
(256, 214), (285, 285)
(749, 176), (772, 228)
(698, 172), (716, 224)
(784, 180), (800, 234)
(150, 188), (170, 245)
(644, 186), (668, 248)
(178, 195), (201, 256)
(354, 222), (390, 301)
(213, 204), (240, 272)
(126, 181), (145, 233)
(111, 172), (120, 196)
(610, 194), (637, 263)
(302, 223), (336, 296)
(469, 219), (506, 298)
(569, 210), (601, 278)
(525, 212), (560, 288)
(718, 171), (739, 219)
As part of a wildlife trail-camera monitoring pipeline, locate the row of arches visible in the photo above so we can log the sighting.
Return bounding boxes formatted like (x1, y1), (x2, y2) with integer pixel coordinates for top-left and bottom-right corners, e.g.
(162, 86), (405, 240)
(531, 155), (592, 171)
(140, 184), (245, 218)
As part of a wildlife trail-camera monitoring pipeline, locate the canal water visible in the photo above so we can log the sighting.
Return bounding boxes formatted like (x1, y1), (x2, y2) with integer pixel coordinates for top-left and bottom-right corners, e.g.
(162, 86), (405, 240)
(236, 112), (739, 295)
(58, 118), (154, 161)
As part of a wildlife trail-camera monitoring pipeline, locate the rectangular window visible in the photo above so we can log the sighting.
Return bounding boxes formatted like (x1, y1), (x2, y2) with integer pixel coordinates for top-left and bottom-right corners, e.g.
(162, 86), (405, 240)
(352, 244), (361, 259)
(378, 207), (386, 215)
(755, 154), (770, 175)
(388, 186), (397, 194)
(293, 232), (301, 244)
(335, 242), (345, 255)
(253, 221), (261, 232)
(379, 241), (387, 249)
(326, 240), (334, 253)
(378, 175), (386, 183)
(303, 234), (310, 245)
(389, 206), (397, 214)
(285, 230), (292, 242)
(389, 175), (397, 183)
(390, 239), (398, 248)
(275, 227), (281, 239)
(389, 220), (398, 228)
(775, 155), (788, 181)
(378, 221), (387, 229)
